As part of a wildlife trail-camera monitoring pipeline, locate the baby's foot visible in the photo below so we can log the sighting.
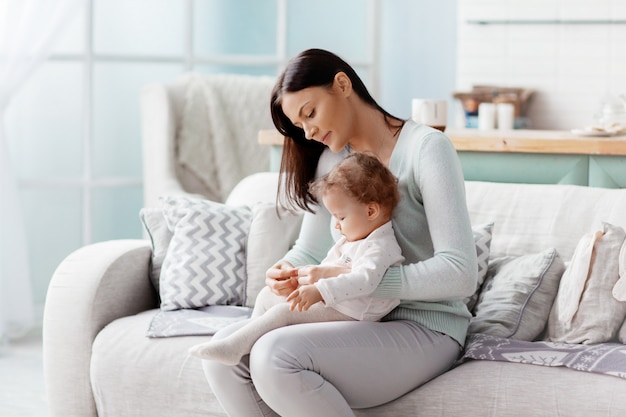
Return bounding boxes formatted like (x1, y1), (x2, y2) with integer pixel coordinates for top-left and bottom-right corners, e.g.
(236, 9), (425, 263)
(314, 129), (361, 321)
(188, 340), (243, 366)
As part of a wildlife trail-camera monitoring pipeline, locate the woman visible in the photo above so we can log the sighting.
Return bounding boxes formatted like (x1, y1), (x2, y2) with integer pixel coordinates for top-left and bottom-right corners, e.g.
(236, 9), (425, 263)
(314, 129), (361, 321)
(203, 48), (477, 417)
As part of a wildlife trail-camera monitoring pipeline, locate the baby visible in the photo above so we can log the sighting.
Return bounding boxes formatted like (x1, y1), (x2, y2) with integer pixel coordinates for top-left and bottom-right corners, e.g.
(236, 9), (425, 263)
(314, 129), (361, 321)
(189, 152), (404, 365)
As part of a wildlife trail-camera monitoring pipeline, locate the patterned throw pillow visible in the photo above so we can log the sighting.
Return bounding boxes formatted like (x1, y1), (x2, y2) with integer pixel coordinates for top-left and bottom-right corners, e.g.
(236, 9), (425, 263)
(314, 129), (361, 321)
(159, 196), (252, 311)
(464, 222), (494, 311)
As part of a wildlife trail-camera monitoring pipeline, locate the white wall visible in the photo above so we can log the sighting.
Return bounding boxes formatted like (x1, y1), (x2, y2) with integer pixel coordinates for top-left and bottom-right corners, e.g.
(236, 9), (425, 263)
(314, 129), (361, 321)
(457, 0), (626, 129)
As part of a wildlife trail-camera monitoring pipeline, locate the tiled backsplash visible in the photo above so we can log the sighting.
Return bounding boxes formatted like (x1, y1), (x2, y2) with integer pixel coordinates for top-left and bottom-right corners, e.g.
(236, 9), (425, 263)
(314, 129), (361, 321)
(456, 0), (626, 130)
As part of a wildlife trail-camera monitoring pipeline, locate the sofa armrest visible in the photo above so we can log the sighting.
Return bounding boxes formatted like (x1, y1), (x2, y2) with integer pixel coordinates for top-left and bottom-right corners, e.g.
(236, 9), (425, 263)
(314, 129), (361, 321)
(43, 239), (157, 417)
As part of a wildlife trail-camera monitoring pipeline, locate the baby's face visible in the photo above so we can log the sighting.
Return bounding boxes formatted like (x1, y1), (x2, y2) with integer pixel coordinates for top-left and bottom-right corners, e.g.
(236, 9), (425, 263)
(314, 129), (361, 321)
(322, 189), (375, 242)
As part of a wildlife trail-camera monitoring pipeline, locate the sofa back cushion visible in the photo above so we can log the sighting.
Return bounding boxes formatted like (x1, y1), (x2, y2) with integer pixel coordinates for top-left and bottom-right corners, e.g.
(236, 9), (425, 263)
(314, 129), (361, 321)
(464, 181), (626, 261)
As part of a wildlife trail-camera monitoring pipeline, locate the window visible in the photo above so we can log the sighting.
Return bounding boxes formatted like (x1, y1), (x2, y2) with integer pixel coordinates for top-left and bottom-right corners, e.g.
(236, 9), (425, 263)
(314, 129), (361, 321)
(6, 0), (379, 309)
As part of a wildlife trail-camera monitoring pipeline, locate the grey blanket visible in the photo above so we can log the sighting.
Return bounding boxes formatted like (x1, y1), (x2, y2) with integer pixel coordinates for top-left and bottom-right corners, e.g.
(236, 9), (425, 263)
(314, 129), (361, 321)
(463, 333), (626, 380)
(147, 305), (252, 338)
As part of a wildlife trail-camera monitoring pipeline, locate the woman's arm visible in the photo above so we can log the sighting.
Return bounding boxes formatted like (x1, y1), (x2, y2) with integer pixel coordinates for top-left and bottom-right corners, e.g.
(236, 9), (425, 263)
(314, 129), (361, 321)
(375, 132), (478, 301)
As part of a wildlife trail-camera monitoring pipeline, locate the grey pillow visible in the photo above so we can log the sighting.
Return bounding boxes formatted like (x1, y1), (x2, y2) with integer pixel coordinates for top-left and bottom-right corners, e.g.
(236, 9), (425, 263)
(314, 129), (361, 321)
(469, 248), (565, 341)
(464, 222), (494, 311)
(159, 196), (252, 311)
(620, 318), (626, 344)
(139, 207), (173, 293)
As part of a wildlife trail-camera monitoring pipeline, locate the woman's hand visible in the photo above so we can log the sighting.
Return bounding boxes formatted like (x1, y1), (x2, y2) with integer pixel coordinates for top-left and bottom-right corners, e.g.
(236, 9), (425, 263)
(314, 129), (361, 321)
(286, 284), (323, 311)
(296, 265), (351, 285)
(265, 260), (299, 297)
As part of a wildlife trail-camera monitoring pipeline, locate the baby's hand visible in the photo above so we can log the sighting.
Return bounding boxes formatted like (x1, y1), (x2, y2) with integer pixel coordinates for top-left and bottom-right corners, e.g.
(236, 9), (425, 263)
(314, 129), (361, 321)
(297, 265), (351, 285)
(286, 284), (323, 311)
(266, 261), (299, 296)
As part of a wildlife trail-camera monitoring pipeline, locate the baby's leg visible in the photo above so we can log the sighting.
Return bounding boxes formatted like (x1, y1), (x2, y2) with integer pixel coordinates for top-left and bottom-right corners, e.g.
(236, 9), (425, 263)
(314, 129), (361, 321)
(188, 303), (353, 365)
(250, 286), (286, 318)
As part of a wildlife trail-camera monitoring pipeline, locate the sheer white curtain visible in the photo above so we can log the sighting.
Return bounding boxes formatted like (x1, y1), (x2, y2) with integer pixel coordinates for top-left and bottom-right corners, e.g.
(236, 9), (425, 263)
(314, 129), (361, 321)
(0, 0), (85, 343)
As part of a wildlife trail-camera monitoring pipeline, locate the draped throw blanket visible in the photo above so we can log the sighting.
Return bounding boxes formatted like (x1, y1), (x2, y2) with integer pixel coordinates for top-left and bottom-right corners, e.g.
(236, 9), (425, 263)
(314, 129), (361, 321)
(463, 333), (626, 380)
(176, 73), (275, 202)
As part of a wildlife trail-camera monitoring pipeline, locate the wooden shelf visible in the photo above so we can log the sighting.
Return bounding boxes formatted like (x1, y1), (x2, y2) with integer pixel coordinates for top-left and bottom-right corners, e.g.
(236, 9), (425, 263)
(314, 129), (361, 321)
(259, 128), (626, 156)
(445, 128), (626, 156)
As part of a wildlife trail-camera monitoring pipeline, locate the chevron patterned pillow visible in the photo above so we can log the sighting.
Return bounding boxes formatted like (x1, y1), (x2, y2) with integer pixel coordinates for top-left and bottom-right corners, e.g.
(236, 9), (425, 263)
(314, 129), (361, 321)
(159, 196), (252, 311)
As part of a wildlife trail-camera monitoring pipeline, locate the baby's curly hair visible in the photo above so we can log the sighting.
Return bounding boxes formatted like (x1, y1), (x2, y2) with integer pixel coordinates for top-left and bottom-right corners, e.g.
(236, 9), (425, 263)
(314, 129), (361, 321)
(310, 153), (400, 216)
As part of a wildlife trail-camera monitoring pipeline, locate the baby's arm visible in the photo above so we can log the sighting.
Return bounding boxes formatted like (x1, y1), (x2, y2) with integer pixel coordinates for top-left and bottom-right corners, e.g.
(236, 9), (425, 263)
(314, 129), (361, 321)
(295, 236), (351, 285)
(296, 264), (351, 285)
(316, 233), (404, 308)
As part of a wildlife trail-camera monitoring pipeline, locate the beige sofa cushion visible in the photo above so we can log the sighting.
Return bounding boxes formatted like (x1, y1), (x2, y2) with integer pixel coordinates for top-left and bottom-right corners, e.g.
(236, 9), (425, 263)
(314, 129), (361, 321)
(353, 360), (626, 417)
(92, 312), (626, 417)
(464, 181), (626, 261)
(91, 310), (227, 417)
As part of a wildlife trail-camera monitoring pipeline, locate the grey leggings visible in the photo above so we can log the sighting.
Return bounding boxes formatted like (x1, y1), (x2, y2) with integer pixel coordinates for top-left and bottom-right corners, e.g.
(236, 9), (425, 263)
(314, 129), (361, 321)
(202, 319), (460, 417)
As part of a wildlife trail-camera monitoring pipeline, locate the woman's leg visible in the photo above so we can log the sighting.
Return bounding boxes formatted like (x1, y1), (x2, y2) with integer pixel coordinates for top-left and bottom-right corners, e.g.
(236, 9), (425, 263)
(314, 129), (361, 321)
(190, 302), (353, 365)
(249, 320), (460, 417)
(201, 320), (279, 417)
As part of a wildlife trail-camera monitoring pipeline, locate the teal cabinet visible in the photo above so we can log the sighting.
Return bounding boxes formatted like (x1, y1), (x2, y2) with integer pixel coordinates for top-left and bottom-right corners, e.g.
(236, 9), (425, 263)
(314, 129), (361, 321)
(588, 156), (626, 188)
(458, 152), (626, 189)
(457, 152), (590, 186)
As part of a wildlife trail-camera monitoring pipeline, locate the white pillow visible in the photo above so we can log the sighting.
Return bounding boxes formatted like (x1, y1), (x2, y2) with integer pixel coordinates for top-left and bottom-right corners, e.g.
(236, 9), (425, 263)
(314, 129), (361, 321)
(244, 203), (304, 307)
(547, 222), (626, 344)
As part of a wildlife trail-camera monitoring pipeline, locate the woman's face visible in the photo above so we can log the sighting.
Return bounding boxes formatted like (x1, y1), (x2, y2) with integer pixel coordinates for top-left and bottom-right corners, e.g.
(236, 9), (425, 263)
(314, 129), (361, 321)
(280, 77), (352, 152)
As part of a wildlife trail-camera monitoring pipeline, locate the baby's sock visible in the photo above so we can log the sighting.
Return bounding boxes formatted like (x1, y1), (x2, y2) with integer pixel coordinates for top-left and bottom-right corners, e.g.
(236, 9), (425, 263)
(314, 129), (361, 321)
(188, 337), (248, 366)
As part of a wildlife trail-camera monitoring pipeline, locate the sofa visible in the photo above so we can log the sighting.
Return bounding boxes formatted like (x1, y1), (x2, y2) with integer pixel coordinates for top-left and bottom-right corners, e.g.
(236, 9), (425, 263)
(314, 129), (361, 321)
(43, 75), (626, 417)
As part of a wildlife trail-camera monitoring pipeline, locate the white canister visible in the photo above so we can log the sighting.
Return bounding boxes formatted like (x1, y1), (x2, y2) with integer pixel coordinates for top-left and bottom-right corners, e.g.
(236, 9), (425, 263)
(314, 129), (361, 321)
(478, 103), (496, 130)
(412, 99), (447, 132)
(497, 103), (515, 130)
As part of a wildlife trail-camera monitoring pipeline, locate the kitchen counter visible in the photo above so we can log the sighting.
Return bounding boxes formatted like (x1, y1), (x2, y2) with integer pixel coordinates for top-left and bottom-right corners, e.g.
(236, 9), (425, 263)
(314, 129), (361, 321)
(258, 128), (626, 188)
(445, 128), (626, 156)
(258, 128), (626, 156)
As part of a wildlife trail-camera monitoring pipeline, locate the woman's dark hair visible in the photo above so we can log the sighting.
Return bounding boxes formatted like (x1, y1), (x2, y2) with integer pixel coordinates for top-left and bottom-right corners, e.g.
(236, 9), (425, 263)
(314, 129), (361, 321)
(271, 48), (402, 212)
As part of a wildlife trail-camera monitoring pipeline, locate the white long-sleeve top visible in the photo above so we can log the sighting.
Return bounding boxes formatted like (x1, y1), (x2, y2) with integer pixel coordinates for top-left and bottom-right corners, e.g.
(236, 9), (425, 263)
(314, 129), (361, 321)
(314, 221), (404, 321)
